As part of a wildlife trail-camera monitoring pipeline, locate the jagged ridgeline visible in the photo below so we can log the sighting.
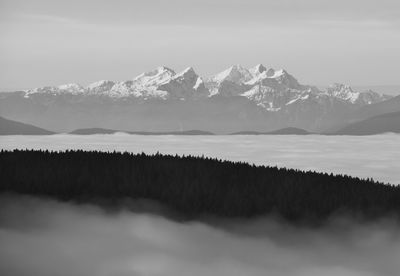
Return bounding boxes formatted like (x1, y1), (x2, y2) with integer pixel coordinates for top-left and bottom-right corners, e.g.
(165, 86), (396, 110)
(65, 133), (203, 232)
(1, 65), (398, 134)
(1, 150), (399, 222)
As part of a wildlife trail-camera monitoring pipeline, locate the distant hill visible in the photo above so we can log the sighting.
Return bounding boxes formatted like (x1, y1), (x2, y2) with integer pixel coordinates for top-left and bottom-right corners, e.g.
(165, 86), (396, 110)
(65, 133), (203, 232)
(0, 116), (54, 135)
(232, 127), (310, 135)
(134, 130), (214, 135)
(267, 127), (310, 135)
(332, 111), (400, 135)
(69, 128), (120, 135)
(70, 128), (214, 135)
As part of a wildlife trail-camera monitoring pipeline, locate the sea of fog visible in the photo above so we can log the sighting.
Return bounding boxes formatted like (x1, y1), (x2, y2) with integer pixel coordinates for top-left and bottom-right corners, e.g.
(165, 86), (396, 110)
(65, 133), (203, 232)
(1, 195), (400, 276)
(1, 134), (400, 276)
(1, 133), (399, 185)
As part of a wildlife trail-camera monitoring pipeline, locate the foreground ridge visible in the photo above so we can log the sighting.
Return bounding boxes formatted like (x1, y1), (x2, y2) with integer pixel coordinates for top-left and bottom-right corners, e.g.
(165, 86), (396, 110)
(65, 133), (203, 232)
(1, 150), (399, 222)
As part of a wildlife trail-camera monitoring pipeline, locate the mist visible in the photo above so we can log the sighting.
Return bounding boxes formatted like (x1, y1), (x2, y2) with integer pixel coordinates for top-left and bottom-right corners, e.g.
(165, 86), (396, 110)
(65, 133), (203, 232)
(1, 195), (399, 276)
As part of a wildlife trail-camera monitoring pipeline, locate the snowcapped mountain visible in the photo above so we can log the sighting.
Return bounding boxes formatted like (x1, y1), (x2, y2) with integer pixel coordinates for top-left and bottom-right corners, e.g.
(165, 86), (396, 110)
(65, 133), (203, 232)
(248, 64), (267, 78)
(25, 83), (86, 96)
(214, 65), (391, 111)
(209, 64), (254, 84)
(87, 80), (116, 94)
(1, 64), (396, 133)
(204, 64), (316, 105)
(21, 64), (391, 108)
(134, 66), (175, 87)
(326, 83), (392, 105)
(158, 67), (209, 100)
(238, 68), (320, 111)
(24, 66), (208, 100)
(205, 64), (253, 97)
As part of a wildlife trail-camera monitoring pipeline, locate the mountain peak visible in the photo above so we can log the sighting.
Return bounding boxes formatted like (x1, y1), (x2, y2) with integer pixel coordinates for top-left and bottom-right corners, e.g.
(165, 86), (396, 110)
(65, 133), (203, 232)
(329, 83), (353, 91)
(224, 64), (246, 75)
(87, 80), (114, 87)
(58, 83), (83, 90)
(135, 66), (175, 79)
(87, 80), (115, 93)
(211, 64), (253, 84)
(230, 64), (245, 70)
(272, 69), (288, 78)
(175, 67), (197, 78)
(265, 68), (276, 77)
(249, 64), (267, 77)
(133, 66), (176, 88)
(57, 83), (85, 94)
(157, 66), (208, 99)
(156, 66), (175, 74)
(327, 83), (362, 104)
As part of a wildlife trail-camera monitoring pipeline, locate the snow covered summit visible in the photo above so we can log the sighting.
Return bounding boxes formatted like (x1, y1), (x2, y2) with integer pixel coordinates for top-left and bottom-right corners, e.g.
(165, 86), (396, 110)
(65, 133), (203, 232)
(21, 64), (392, 109)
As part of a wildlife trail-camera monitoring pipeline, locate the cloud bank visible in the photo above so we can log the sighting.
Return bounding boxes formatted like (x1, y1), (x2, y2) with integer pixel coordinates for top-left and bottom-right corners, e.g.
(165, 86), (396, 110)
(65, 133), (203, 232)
(2, 134), (399, 184)
(1, 195), (399, 276)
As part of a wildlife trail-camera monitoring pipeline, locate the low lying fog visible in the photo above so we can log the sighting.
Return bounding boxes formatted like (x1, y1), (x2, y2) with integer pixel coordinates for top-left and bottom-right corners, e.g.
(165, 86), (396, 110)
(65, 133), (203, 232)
(1, 195), (399, 276)
(1, 134), (399, 185)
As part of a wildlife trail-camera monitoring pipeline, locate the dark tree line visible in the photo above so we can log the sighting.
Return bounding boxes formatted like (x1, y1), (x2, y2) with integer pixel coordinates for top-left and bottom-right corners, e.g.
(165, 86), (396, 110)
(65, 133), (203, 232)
(1, 149), (399, 222)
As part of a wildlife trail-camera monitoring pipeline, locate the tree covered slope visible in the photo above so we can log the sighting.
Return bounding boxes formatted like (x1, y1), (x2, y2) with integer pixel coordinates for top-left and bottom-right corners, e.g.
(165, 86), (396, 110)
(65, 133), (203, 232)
(1, 150), (399, 222)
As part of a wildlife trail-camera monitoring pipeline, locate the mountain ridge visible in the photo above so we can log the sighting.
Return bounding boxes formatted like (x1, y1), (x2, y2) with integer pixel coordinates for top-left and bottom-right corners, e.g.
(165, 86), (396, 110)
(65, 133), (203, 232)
(0, 116), (54, 135)
(69, 128), (214, 135)
(331, 111), (400, 135)
(1, 115), (400, 136)
(1, 64), (398, 133)
(16, 64), (393, 107)
(231, 127), (311, 135)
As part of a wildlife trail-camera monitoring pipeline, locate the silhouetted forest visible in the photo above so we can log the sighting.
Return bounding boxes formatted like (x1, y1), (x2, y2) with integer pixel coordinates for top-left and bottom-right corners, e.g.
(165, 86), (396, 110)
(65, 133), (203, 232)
(1, 150), (399, 222)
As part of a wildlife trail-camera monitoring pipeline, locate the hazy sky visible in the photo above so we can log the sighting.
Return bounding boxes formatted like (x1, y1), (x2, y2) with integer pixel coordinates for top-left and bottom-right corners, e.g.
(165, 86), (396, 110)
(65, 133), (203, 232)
(1, 0), (399, 90)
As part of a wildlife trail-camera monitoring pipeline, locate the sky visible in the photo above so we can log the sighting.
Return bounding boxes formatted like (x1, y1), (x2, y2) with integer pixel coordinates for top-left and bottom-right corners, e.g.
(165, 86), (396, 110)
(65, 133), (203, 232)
(0, 0), (399, 91)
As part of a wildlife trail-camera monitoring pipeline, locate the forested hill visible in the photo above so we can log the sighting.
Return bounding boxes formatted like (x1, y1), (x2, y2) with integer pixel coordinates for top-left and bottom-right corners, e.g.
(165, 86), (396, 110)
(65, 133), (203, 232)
(1, 150), (399, 222)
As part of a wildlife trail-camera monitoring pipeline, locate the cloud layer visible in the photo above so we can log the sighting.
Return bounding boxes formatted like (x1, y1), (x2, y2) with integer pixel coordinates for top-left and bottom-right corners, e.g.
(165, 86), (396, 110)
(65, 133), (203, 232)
(1, 195), (400, 276)
(1, 134), (399, 184)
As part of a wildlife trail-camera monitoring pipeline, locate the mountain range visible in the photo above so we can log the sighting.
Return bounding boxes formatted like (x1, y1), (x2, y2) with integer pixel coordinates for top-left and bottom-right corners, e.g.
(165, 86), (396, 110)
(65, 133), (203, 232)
(0, 64), (399, 133)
